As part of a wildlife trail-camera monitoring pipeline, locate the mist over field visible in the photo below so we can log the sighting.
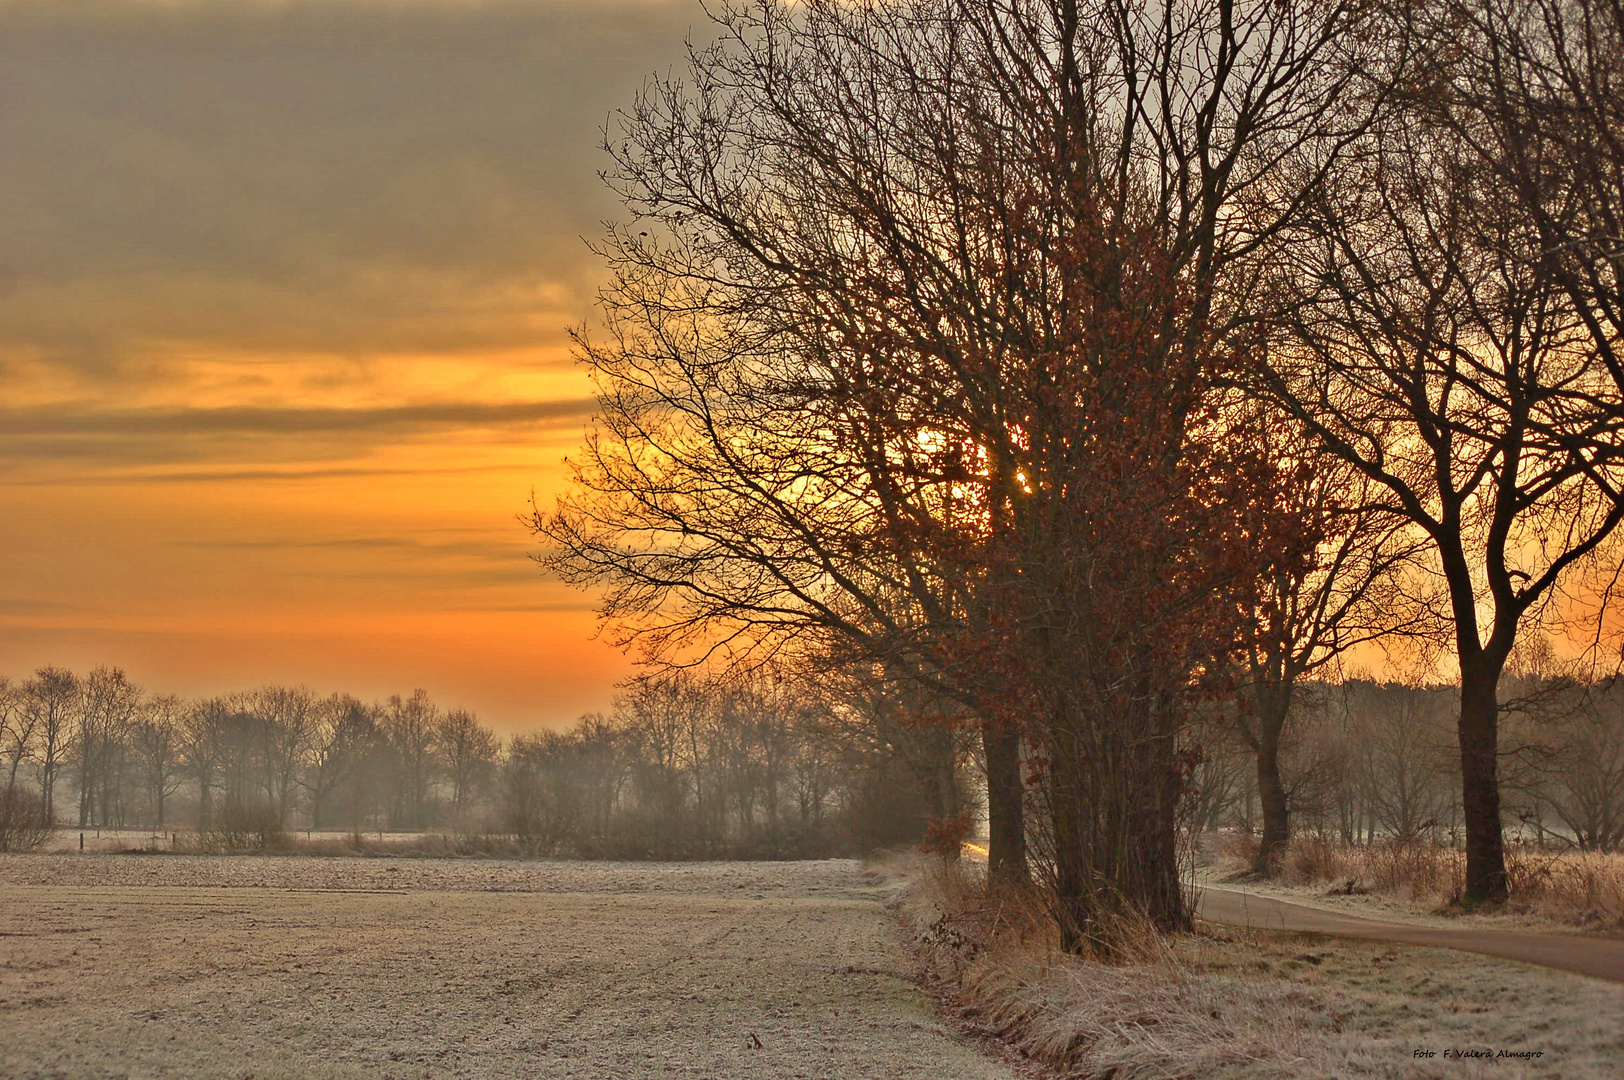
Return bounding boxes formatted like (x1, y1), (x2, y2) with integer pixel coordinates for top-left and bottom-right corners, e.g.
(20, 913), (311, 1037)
(5, 0), (1624, 1076)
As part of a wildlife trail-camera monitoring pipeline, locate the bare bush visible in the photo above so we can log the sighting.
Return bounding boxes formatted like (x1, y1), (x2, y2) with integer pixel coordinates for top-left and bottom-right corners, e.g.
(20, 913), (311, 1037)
(200, 799), (287, 853)
(0, 786), (52, 852)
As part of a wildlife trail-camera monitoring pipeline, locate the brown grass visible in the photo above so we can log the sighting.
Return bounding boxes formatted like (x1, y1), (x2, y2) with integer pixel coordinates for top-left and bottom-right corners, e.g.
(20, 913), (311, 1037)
(890, 855), (1317, 1078)
(1221, 833), (1624, 928)
(891, 853), (1624, 1078)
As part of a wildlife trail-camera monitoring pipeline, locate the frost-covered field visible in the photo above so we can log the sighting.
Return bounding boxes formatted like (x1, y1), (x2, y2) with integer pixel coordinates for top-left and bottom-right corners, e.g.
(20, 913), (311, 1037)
(0, 855), (1014, 1080)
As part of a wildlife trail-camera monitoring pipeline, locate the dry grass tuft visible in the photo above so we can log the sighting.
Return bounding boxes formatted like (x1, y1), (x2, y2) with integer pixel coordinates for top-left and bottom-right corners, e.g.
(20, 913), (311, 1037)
(893, 855), (1316, 1079)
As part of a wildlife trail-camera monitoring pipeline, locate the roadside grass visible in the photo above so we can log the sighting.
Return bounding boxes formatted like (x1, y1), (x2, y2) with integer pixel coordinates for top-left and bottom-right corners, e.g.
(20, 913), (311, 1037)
(892, 854), (1624, 1078)
(1210, 834), (1624, 931)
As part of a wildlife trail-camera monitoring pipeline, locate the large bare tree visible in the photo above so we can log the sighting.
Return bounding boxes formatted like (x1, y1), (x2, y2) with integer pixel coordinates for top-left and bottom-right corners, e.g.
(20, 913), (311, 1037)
(1263, 100), (1624, 903)
(538, 0), (1390, 948)
(23, 666), (77, 826)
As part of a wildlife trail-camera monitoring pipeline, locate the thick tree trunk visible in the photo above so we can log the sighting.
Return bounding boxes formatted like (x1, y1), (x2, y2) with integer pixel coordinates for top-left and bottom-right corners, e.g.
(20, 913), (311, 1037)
(983, 724), (1027, 886)
(1253, 744), (1290, 875)
(1050, 698), (1189, 956)
(1458, 665), (1509, 905)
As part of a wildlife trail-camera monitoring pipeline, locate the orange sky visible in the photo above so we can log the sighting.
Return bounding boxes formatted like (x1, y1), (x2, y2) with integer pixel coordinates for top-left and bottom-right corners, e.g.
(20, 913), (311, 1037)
(0, 0), (705, 732)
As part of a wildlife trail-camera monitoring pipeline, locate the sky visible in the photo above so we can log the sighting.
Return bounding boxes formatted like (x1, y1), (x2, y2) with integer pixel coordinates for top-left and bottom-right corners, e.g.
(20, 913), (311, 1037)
(0, 0), (708, 732)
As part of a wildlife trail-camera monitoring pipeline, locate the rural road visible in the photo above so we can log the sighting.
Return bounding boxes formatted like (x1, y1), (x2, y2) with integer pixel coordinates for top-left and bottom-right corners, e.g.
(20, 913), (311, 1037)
(1198, 885), (1624, 984)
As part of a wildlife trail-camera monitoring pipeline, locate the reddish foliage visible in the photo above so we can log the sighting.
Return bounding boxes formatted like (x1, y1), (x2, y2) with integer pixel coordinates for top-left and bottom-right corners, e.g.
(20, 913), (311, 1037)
(919, 812), (976, 857)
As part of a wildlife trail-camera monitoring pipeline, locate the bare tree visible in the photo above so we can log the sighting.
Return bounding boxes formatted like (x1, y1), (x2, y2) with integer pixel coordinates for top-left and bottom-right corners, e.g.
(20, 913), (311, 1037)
(537, 0), (1391, 949)
(1262, 90), (1624, 902)
(183, 697), (231, 831)
(249, 685), (317, 828)
(74, 666), (140, 828)
(1416, 0), (1623, 368)
(0, 677), (52, 850)
(0, 678), (36, 797)
(1342, 683), (1459, 842)
(1521, 678), (1624, 851)
(23, 667), (77, 826)
(1234, 439), (1425, 873)
(382, 689), (439, 830)
(438, 708), (499, 829)
(130, 695), (185, 830)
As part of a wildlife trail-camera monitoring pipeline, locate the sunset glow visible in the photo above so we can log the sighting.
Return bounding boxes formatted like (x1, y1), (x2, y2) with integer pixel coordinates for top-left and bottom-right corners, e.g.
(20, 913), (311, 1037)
(0, 0), (703, 730)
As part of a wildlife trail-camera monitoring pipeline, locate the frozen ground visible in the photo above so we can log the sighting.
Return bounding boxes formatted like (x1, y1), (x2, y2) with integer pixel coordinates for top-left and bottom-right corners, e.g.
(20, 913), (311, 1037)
(0, 854), (1016, 1080)
(34, 829), (438, 855)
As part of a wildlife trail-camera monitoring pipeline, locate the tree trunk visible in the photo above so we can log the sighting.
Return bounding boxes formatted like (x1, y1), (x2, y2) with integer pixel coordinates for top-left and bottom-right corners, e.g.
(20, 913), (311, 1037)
(1251, 695), (1290, 876)
(916, 740), (962, 862)
(198, 768), (214, 831)
(983, 724), (1027, 886)
(40, 762), (55, 826)
(1458, 664), (1509, 905)
(1050, 698), (1189, 956)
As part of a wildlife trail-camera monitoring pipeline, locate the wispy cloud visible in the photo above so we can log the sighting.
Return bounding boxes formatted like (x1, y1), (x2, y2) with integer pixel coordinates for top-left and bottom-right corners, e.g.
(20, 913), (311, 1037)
(0, 398), (597, 471)
(0, 0), (697, 376)
(0, 399), (596, 437)
(6, 464), (534, 486)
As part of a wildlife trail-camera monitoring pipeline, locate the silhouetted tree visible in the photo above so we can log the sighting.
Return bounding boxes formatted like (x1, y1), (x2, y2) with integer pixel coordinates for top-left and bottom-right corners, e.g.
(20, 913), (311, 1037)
(382, 689), (439, 830)
(1262, 84), (1624, 902)
(538, 0), (1392, 949)
(24, 667), (77, 825)
(438, 708), (499, 829)
(130, 695), (185, 830)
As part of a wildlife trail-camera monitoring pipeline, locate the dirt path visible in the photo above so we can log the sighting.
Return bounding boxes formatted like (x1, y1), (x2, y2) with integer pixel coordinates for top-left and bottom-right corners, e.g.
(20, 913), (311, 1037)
(0, 855), (1016, 1080)
(1198, 885), (1624, 984)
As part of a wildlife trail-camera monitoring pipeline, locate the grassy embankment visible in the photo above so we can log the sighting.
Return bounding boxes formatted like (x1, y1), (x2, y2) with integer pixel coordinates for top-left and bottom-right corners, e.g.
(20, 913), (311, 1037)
(892, 854), (1624, 1079)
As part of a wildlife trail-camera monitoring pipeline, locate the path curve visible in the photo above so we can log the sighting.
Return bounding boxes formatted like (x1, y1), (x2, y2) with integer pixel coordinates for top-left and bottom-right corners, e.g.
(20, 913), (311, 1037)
(1197, 885), (1624, 984)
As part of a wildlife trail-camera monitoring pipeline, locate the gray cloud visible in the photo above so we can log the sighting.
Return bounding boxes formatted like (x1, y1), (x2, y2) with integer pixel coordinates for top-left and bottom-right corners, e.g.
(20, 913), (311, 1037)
(6, 461), (506, 480)
(183, 531), (532, 561)
(174, 530), (546, 589)
(0, 397), (596, 471)
(0, 0), (701, 372)
(10, 464), (523, 485)
(0, 597), (82, 616)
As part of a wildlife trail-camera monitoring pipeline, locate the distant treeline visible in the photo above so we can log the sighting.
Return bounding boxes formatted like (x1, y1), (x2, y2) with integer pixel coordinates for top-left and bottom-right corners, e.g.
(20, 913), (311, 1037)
(1190, 672), (1624, 854)
(0, 665), (970, 857)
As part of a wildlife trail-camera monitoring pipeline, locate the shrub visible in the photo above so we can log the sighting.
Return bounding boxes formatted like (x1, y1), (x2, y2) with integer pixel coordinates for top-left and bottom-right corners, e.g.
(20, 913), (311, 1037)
(202, 799), (287, 852)
(0, 786), (51, 853)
